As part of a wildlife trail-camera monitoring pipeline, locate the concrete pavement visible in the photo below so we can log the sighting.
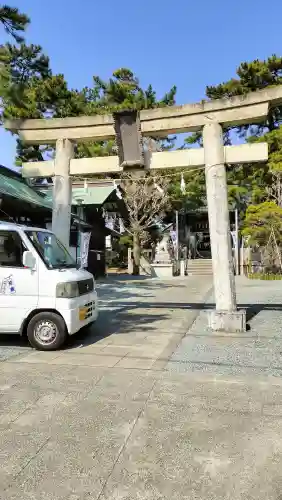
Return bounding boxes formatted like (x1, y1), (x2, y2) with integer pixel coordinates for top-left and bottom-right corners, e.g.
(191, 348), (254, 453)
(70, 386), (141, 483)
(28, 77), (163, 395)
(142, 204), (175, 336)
(0, 276), (212, 366)
(2, 276), (282, 499)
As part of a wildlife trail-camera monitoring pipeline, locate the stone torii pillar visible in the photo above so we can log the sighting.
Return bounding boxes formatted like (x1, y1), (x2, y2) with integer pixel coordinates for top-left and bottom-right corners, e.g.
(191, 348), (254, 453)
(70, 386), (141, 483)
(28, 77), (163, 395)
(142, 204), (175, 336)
(52, 138), (74, 249)
(203, 122), (240, 331)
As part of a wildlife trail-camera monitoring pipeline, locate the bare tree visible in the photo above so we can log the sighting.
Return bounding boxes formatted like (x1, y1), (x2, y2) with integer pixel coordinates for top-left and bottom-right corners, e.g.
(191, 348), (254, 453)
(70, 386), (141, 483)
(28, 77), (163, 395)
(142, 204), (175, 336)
(120, 172), (170, 274)
(267, 171), (282, 207)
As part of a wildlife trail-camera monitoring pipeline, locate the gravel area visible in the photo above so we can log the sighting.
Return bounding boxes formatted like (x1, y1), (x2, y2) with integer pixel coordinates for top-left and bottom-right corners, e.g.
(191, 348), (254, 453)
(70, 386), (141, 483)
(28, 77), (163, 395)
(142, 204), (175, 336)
(167, 276), (282, 377)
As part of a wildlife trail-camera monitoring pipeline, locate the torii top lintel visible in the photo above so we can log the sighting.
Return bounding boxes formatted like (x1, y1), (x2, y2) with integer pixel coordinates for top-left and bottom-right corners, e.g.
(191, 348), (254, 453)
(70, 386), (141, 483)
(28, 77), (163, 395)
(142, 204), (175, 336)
(5, 86), (282, 145)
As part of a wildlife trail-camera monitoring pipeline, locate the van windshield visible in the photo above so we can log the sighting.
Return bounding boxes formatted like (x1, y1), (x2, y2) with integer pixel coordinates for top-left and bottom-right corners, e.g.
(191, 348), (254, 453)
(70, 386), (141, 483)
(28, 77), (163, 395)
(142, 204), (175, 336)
(25, 231), (77, 269)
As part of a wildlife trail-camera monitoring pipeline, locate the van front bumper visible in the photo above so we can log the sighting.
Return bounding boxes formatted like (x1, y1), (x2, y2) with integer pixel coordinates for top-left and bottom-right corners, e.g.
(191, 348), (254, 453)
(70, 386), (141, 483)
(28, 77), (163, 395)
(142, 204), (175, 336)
(57, 291), (98, 335)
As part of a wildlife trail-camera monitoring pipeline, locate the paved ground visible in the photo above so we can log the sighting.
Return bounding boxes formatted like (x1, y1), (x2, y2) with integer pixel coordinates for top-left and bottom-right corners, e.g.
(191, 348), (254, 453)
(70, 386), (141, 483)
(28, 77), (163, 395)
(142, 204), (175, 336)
(2, 276), (282, 499)
(168, 277), (282, 377)
(0, 276), (212, 367)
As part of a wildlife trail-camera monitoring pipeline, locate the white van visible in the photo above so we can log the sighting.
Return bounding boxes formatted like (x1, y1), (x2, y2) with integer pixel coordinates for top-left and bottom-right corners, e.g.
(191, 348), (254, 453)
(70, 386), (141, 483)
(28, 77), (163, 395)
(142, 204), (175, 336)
(0, 223), (98, 350)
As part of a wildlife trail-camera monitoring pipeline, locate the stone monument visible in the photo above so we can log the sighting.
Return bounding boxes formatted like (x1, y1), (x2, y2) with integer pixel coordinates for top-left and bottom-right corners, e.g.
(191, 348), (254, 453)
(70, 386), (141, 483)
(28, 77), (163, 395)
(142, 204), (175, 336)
(151, 225), (174, 277)
(154, 232), (172, 263)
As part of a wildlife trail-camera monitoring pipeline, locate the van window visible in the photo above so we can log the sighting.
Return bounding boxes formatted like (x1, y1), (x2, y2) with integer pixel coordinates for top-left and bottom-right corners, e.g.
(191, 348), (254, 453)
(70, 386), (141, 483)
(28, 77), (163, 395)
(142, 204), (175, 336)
(25, 230), (76, 269)
(0, 231), (25, 267)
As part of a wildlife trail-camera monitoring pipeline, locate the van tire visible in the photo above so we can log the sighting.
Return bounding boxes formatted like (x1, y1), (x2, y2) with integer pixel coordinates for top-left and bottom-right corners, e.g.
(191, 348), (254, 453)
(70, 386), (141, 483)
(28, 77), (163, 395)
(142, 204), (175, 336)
(27, 312), (67, 351)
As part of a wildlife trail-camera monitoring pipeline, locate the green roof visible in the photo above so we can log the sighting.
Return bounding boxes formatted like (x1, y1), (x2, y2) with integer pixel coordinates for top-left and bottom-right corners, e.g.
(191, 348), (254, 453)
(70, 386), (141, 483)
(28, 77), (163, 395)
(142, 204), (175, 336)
(0, 173), (52, 209)
(43, 186), (116, 206)
(0, 173), (117, 211)
(72, 186), (115, 205)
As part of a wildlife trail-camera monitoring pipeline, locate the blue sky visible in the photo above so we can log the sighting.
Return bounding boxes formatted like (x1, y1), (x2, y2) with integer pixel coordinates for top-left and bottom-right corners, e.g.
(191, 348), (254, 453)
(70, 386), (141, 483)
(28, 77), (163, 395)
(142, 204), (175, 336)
(1, 0), (282, 168)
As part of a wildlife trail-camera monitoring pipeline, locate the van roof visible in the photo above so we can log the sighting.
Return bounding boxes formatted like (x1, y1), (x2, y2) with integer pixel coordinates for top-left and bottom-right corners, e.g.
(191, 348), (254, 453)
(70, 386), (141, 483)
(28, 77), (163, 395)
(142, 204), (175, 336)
(0, 222), (50, 233)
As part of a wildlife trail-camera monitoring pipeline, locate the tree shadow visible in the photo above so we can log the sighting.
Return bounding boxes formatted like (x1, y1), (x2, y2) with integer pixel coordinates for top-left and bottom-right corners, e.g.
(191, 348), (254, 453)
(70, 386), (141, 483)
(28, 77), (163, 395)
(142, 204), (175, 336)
(0, 278), (192, 350)
(67, 310), (171, 348)
(242, 303), (282, 322)
(1, 276), (277, 350)
(67, 278), (201, 349)
(69, 300), (282, 348)
(0, 335), (29, 348)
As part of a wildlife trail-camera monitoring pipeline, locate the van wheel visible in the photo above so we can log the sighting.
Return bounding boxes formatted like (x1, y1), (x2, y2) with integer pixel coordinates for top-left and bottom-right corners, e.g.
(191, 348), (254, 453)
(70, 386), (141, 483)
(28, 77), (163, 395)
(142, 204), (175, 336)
(27, 312), (67, 351)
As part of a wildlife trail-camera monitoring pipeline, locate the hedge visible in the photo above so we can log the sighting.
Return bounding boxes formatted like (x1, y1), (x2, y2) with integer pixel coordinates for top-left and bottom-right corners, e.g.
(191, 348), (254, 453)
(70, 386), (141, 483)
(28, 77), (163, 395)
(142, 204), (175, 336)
(247, 273), (282, 280)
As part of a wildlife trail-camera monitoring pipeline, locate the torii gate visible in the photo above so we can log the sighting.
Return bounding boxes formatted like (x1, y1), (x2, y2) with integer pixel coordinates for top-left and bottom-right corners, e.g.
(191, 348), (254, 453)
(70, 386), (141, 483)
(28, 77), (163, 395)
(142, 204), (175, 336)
(5, 86), (282, 332)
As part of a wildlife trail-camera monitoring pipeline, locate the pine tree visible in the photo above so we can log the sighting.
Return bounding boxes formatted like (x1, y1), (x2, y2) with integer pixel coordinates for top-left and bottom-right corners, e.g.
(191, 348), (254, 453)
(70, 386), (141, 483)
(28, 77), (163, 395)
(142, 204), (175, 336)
(0, 5), (29, 42)
(182, 55), (282, 212)
(206, 55), (282, 135)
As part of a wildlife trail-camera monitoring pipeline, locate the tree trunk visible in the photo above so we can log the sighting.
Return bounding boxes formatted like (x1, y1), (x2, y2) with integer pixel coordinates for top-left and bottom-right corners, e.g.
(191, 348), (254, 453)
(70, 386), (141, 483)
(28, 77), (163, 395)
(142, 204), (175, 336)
(132, 232), (141, 275)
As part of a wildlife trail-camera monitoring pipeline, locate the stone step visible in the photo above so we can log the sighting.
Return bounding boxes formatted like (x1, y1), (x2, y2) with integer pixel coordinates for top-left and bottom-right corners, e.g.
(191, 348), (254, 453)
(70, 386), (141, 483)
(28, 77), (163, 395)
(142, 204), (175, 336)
(187, 259), (213, 276)
(189, 271), (213, 276)
(189, 268), (213, 271)
(188, 259), (212, 264)
(188, 270), (213, 273)
(189, 263), (213, 267)
(189, 272), (213, 275)
(188, 262), (213, 267)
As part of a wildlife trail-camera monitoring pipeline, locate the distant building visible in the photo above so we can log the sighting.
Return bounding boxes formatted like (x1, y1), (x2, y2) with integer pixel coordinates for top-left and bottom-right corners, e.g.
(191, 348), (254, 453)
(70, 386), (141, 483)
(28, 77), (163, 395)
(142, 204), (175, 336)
(0, 167), (127, 277)
(34, 178), (128, 277)
(0, 165), (52, 225)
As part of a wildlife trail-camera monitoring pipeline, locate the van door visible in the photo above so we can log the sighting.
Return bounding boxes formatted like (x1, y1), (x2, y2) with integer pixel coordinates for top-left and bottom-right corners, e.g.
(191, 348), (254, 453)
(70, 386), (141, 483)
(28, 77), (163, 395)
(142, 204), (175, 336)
(0, 230), (39, 332)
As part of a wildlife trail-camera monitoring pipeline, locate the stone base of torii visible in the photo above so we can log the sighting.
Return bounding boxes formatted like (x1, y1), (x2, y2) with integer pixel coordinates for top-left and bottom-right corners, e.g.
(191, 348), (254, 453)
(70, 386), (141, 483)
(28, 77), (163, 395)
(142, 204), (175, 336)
(6, 86), (282, 332)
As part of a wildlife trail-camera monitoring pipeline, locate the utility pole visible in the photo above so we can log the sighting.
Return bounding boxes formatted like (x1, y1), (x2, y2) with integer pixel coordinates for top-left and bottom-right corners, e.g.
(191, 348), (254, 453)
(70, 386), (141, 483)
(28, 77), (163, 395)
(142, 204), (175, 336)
(76, 198), (83, 266)
(175, 210), (179, 261)
(235, 207), (239, 275)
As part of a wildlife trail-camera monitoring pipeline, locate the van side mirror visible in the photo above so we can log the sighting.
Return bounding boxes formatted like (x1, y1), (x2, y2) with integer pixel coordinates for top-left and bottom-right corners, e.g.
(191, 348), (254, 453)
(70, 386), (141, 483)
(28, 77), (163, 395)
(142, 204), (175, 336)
(23, 251), (36, 269)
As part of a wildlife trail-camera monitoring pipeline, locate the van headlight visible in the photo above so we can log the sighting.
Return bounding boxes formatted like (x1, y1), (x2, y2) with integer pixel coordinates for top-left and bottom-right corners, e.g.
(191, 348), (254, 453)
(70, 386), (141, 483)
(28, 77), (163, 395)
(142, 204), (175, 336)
(56, 281), (79, 298)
